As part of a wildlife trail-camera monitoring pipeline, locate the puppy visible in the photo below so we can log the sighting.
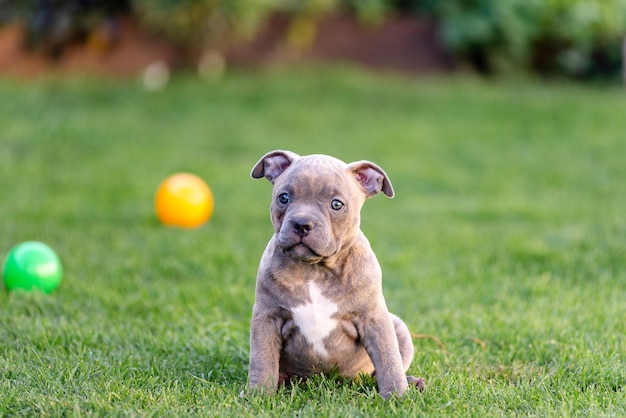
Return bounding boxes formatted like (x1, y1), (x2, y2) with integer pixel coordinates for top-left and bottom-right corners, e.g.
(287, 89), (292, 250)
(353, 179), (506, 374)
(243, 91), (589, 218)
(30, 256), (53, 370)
(248, 150), (423, 398)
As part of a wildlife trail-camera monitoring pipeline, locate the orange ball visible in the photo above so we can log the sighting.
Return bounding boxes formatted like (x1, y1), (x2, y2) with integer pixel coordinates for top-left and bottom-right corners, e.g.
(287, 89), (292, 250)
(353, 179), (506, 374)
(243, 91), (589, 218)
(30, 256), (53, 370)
(155, 173), (214, 228)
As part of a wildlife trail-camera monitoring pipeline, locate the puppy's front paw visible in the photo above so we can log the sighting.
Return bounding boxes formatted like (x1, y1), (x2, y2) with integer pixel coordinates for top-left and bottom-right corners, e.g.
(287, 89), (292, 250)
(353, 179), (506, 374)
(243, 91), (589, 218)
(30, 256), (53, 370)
(407, 376), (426, 392)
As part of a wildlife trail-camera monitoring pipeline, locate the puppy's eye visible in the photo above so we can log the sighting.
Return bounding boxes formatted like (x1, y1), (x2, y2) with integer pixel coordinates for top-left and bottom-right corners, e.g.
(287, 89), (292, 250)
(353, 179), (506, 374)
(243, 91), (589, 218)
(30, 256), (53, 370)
(330, 199), (344, 211)
(277, 193), (290, 205)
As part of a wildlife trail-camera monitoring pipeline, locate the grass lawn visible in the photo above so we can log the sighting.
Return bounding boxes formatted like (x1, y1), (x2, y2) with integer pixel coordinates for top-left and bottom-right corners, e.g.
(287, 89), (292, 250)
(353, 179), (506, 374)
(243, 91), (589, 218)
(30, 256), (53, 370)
(1, 68), (625, 416)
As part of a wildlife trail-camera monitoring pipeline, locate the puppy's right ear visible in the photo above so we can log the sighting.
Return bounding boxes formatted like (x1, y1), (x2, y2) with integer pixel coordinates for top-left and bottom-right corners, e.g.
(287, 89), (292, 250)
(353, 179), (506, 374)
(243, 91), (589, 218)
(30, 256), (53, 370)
(251, 150), (300, 183)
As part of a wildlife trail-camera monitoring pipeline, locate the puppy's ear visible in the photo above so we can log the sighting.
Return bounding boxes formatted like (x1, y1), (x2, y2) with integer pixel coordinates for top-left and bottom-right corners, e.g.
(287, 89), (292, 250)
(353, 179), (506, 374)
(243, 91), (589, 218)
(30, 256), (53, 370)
(348, 161), (395, 198)
(251, 150), (300, 184)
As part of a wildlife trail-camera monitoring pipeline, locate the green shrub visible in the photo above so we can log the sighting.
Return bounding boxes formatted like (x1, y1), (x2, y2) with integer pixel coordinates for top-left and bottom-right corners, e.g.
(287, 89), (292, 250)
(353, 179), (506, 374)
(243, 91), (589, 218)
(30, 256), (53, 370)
(538, 0), (626, 78)
(435, 0), (626, 79)
(130, 0), (272, 45)
(2, 0), (129, 56)
(130, 0), (393, 46)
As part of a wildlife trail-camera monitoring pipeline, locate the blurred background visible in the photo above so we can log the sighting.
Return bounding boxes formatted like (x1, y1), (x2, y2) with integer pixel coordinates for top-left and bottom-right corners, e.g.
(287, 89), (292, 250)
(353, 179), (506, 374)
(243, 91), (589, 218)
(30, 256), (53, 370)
(1, 0), (625, 81)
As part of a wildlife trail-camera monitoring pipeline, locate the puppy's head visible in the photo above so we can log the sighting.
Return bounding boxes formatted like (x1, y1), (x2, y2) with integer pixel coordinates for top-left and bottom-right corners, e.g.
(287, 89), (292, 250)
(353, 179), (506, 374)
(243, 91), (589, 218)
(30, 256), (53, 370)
(251, 150), (394, 264)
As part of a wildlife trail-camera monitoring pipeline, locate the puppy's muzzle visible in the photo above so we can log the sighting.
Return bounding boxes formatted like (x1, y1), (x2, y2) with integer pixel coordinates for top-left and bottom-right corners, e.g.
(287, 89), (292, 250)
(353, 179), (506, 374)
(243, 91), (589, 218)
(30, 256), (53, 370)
(278, 213), (327, 262)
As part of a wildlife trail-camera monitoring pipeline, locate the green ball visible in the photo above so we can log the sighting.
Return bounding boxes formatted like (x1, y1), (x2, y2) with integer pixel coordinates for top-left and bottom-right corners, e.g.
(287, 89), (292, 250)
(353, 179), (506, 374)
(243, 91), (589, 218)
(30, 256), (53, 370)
(3, 241), (63, 293)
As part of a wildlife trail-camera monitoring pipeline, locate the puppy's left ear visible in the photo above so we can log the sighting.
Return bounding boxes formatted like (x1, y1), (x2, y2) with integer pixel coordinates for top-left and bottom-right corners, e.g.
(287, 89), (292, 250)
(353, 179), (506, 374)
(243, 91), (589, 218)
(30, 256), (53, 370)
(348, 161), (395, 198)
(251, 150), (300, 184)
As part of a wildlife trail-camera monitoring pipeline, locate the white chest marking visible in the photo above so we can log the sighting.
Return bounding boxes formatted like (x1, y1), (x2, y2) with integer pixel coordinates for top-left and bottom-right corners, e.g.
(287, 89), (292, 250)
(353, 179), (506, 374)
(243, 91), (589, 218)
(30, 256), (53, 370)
(291, 282), (338, 357)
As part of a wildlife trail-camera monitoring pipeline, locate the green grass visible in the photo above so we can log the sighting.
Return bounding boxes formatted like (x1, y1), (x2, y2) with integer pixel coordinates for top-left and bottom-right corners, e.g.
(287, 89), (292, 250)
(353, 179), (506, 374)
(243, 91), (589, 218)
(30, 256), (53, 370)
(1, 68), (625, 416)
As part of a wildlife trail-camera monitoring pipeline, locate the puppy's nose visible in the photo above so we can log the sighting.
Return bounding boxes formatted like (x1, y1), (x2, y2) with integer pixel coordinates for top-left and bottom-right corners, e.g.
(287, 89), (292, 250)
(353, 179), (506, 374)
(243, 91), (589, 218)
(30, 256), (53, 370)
(292, 218), (314, 237)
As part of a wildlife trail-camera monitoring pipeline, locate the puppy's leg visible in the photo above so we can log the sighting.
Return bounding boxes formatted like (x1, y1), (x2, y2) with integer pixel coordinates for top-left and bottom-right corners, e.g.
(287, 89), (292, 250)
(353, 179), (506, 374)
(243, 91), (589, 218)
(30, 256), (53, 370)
(390, 313), (425, 391)
(390, 313), (414, 371)
(249, 306), (282, 393)
(361, 313), (409, 398)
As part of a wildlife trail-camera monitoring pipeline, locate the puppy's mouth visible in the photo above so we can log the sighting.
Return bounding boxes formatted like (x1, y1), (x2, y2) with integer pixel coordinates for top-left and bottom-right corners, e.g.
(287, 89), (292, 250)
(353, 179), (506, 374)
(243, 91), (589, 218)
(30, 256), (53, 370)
(282, 242), (324, 263)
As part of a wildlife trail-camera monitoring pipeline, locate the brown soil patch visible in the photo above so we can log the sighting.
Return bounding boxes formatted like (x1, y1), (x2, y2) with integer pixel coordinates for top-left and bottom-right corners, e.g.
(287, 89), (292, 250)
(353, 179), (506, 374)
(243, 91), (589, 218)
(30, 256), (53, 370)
(228, 14), (451, 74)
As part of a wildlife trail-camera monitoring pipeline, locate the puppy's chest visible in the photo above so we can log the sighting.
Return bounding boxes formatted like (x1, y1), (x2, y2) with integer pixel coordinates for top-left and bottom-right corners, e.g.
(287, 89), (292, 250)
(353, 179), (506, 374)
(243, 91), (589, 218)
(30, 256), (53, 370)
(289, 282), (341, 357)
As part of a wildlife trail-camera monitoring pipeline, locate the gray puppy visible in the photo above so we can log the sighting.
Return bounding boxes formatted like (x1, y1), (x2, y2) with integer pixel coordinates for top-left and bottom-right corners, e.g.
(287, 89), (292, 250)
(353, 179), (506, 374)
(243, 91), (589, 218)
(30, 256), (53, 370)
(248, 150), (423, 398)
